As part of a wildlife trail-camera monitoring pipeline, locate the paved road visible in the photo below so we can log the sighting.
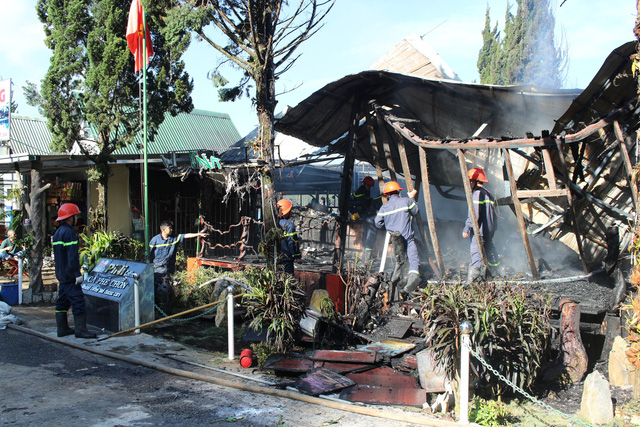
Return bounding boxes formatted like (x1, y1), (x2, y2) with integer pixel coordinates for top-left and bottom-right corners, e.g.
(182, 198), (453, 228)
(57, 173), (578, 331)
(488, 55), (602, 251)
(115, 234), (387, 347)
(0, 328), (424, 427)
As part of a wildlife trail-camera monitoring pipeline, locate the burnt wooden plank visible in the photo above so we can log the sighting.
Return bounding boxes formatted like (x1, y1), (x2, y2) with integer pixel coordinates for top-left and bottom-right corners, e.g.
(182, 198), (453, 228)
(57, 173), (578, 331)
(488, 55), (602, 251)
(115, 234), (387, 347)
(295, 368), (356, 396)
(264, 355), (314, 373)
(309, 349), (378, 363)
(340, 385), (427, 407)
(312, 361), (374, 374)
(347, 368), (419, 388)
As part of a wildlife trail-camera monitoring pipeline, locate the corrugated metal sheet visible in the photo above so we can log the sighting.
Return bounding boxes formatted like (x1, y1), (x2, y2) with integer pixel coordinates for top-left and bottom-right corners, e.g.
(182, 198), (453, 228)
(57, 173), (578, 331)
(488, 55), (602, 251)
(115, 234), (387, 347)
(7, 108), (240, 157)
(7, 115), (55, 156)
(114, 109), (241, 156)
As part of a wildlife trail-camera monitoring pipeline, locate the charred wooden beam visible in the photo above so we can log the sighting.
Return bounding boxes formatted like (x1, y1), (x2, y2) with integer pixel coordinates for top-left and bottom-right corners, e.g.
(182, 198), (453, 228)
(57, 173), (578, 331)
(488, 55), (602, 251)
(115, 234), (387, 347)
(363, 106), (385, 194)
(376, 100), (635, 150)
(503, 148), (539, 279)
(613, 120), (639, 210)
(334, 97), (360, 273)
(419, 146), (445, 276)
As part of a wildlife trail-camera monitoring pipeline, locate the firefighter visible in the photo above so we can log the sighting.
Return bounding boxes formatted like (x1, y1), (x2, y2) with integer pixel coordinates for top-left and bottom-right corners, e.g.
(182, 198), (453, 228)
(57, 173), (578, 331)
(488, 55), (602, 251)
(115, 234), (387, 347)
(277, 199), (301, 275)
(349, 176), (380, 263)
(53, 203), (96, 338)
(462, 167), (499, 282)
(375, 181), (421, 295)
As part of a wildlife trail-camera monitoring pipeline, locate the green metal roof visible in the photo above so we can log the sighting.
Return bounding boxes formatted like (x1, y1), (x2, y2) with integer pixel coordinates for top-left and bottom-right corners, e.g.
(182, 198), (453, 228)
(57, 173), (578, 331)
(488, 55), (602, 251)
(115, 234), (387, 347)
(114, 109), (241, 156)
(7, 115), (55, 156)
(6, 109), (241, 157)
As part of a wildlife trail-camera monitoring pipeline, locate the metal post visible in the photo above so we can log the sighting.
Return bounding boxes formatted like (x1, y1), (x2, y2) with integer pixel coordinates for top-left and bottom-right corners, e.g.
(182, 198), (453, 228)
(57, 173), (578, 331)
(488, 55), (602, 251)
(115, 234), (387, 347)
(459, 321), (472, 424)
(134, 274), (140, 334)
(17, 258), (22, 304)
(227, 285), (235, 360)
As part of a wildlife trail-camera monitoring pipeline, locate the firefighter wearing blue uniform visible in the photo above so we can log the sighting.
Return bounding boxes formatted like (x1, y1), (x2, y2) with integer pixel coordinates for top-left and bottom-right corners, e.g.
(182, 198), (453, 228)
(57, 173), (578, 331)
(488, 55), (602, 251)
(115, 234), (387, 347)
(148, 220), (207, 306)
(53, 203), (96, 338)
(349, 176), (380, 263)
(277, 199), (301, 275)
(375, 181), (421, 295)
(462, 167), (499, 282)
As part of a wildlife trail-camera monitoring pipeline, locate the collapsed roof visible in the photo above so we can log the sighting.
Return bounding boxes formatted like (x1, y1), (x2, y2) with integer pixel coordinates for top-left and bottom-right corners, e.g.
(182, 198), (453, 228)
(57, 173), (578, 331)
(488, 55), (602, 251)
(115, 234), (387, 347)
(274, 41), (640, 270)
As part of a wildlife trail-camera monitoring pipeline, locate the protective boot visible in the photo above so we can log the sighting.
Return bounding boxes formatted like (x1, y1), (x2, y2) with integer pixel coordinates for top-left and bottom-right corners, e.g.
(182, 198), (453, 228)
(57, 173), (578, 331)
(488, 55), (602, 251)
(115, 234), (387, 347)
(73, 312), (96, 338)
(466, 265), (483, 284)
(402, 272), (421, 297)
(55, 311), (75, 337)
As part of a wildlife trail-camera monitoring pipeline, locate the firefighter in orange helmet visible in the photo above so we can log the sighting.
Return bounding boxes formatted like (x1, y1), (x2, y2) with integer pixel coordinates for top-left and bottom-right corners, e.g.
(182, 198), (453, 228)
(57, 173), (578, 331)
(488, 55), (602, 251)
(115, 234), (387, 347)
(462, 168), (499, 282)
(375, 181), (421, 296)
(276, 199), (301, 275)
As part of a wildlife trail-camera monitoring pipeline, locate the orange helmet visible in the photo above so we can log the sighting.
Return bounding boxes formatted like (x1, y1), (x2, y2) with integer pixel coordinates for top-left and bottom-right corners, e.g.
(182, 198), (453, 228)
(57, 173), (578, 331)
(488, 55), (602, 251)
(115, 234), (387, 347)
(468, 167), (488, 183)
(56, 203), (80, 221)
(362, 176), (374, 187)
(276, 199), (292, 216)
(383, 181), (403, 195)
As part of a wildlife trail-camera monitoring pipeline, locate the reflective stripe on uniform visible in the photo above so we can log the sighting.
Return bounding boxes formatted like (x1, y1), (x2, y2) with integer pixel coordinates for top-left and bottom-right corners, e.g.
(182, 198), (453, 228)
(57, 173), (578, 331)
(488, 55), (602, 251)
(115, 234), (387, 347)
(377, 202), (416, 216)
(150, 235), (182, 248)
(283, 232), (297, 237)
(52, 240), (78, 246)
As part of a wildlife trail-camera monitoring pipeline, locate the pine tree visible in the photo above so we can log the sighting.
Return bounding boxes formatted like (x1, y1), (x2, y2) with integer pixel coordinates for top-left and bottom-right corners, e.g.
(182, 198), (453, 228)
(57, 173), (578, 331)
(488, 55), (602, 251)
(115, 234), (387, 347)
(28, 0), (193, 229)
(477, 0), (565, 88)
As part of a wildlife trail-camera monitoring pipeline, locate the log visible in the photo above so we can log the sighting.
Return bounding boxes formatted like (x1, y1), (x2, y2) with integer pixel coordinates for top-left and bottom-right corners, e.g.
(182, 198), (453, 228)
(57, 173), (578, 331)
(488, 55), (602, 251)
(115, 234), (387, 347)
(544, 299), (588, 383)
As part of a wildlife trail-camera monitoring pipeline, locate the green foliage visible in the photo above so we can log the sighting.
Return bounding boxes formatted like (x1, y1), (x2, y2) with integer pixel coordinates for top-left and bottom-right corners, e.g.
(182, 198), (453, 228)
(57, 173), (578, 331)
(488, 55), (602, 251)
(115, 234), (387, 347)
(31, 0), (194, 220)
(172, 266), (248, 308)
(419, 280), (552, 398)
(250, 342), (273, 370)
(80, 230), (114, 271)
(242, 268), (306, 354)
(477, 0), (565, 88)
(469, 397), (514, 426)
(79, 231), (143, 270)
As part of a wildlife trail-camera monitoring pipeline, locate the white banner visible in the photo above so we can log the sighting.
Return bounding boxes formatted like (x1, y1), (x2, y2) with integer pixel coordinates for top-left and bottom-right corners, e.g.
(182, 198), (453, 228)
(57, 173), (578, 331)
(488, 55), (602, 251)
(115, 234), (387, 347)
(0, 79), (11, 141)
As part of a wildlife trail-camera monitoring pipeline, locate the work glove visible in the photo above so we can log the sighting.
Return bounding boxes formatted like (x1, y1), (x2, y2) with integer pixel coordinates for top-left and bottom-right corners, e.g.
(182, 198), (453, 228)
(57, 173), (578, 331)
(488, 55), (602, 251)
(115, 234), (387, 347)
(350, 212), (360, 221)
(75, 276), (84, 286)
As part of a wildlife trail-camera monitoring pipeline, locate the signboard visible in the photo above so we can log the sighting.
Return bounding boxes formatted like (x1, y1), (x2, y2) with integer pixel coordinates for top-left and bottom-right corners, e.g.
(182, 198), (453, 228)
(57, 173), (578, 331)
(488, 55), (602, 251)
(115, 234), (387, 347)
(0, 79), (10, 141)
(82, 258), (154, 332)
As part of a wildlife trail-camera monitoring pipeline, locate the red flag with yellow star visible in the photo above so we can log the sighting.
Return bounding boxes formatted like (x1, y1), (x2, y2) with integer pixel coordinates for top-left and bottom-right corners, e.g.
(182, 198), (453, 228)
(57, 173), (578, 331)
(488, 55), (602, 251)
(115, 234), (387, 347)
(126, 0), (153, 73)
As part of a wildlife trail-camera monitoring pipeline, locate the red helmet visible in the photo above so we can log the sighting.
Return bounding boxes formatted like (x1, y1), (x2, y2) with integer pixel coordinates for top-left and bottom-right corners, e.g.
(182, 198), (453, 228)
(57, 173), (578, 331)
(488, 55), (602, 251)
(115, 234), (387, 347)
(362, 176), (374, 187)
(383, 181), (403, 195)
(56, 203), (80, 221)
(468, 167), (489, 183)
(276, 199), (292, 216)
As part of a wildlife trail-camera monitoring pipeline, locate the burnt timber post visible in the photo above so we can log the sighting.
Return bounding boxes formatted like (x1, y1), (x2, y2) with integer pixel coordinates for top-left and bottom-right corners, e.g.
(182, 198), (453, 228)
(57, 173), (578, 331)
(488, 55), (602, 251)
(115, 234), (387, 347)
(419, 146), (445, 277)
(374, 107), (397, 182)
(395, 133), (441, 278)
(503, 148), (539, 279)
(555, 138), (589, 274)
(457, 149), (490, 271)
(334, 97), (360, 273)
(613, 120), (639, 210)
(364, 105), (386, 194)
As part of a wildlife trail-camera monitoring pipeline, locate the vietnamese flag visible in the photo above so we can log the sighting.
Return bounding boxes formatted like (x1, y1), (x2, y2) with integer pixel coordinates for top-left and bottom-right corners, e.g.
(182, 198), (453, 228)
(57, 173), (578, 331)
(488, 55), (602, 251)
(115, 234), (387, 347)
(126, 0), (153, 73)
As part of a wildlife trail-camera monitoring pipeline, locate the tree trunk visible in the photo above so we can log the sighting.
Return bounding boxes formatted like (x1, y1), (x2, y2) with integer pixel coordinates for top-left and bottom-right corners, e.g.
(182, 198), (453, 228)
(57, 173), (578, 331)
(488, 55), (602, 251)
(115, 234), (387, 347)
(25, 162), (48, 294)
(95, 175), (108, 231)
(254, 53), (278, 268)
(544, 298), (588, 383)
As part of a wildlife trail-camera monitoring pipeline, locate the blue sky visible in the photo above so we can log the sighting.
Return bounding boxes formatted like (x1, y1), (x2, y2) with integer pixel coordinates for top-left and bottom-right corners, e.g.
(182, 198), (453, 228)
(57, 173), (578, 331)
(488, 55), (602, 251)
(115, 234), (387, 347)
(0, 1), (636, 137)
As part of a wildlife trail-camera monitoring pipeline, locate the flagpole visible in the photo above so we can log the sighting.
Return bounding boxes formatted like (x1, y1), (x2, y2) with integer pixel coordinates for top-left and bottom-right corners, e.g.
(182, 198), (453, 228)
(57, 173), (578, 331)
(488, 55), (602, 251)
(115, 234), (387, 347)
(142, 10), (150, 257)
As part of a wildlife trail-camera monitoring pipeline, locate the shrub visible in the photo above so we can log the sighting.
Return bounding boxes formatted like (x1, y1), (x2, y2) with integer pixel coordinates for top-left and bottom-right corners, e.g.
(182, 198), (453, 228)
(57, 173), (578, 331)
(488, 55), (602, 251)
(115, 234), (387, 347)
(419, 280), (552, 397)
(469, 397), (514, 426)
(79, 231), (144, 270)
(242, 268), (305, 354)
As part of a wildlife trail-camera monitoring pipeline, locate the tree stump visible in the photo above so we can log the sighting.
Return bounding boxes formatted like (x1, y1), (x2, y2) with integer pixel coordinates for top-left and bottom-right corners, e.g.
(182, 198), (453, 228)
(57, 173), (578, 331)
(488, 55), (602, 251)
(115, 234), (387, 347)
(544, 299), (589, 382)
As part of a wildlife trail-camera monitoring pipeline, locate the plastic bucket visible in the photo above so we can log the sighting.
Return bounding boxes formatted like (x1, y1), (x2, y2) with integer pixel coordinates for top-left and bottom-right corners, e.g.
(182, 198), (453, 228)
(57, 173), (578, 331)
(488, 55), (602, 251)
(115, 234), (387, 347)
(0, 282), (19, 305)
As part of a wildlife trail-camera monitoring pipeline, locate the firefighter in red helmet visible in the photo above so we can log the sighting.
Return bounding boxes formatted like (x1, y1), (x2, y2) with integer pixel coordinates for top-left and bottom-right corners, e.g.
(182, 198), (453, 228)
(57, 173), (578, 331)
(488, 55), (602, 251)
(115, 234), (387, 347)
(462, 167), (499, 282)
(53, 203), (96, 338)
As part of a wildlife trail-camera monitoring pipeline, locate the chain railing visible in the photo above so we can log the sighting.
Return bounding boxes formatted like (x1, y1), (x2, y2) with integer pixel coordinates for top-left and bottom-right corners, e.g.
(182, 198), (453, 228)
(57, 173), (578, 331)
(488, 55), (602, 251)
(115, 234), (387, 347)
(459, 322), (596, 426)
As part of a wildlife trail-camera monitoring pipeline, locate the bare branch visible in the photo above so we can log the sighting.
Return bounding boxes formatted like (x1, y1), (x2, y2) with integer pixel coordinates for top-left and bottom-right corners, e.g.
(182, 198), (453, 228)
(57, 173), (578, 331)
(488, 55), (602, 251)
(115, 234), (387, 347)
(196, 29), (253, 73)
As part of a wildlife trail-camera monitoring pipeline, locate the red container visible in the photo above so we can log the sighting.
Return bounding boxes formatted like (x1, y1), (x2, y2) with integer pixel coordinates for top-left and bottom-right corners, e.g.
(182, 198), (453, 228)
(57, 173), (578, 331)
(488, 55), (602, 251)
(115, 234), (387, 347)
(240, 349), (253, 368)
